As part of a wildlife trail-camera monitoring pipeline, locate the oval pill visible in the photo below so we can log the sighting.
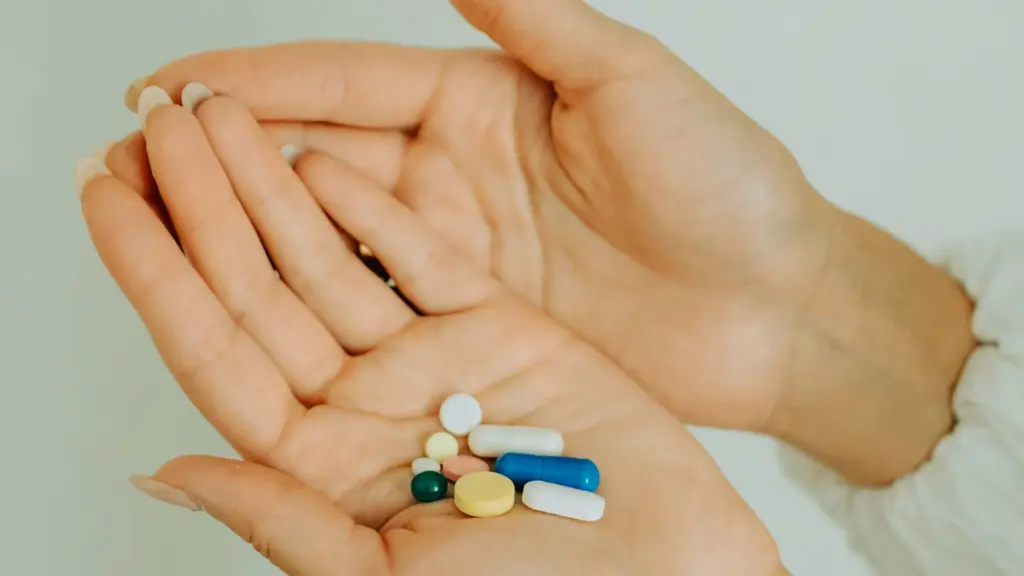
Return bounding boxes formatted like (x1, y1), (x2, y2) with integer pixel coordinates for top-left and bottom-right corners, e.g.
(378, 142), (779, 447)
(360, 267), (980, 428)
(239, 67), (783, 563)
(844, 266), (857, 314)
(494, 453), (600, 492)
(411, 457), (442, 475)
(442, 455), (490, 481)
(424, 431), (460, 461)
(522, 481), (605, 522)
(468, 425), (564, 458)
(453, 471), (515, 518)
(439, 393), (483, 436)
(411, 471), (449, 503)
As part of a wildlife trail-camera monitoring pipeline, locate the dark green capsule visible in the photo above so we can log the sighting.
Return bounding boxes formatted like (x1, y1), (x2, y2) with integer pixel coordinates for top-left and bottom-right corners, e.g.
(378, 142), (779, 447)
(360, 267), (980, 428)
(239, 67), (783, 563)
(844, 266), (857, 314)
(411, 471), (448, 503)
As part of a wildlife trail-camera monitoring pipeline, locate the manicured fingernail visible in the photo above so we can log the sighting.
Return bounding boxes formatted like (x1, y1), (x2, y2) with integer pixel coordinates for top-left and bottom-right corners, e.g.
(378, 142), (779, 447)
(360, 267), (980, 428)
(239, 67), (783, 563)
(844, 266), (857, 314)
(280, 144), (302, 166)
(124, 75), (152, 112)
(137, 86), (173, 129)
(74, 157), (110, 198)
(129, 476), (203, 511)
(181, 82), (214, 113)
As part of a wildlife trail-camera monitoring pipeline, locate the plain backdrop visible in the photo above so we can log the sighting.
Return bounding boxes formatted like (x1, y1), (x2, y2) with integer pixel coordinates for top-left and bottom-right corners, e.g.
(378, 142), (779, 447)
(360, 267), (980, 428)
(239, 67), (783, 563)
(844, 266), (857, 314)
(2, 1), (1020, 574)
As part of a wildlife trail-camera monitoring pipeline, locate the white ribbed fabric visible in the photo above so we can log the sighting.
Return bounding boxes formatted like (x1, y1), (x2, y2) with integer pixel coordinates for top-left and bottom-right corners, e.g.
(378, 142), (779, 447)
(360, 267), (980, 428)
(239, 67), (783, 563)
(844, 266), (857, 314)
(778, 228), (1024, 575)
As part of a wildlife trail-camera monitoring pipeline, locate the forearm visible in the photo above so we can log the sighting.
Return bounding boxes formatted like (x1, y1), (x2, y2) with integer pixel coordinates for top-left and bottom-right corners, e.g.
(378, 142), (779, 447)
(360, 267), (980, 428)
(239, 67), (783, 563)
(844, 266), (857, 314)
(768, 208), (975, 485)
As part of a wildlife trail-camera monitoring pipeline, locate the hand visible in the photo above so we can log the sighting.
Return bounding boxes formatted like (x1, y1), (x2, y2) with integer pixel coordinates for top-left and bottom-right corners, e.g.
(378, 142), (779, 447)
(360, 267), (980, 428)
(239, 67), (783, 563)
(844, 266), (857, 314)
(114, 0), (841, 433)
(80, 96), (782, 574)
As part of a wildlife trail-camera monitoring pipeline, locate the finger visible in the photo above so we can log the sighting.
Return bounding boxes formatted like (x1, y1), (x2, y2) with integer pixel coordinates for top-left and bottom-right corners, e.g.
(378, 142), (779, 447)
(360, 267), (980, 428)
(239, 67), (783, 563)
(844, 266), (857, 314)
(450, 0), (670, 97)
(144, 456), (388, 576)
(79, 173), (303, 456)
(296, 152), (500, 315)
(106, 125), (408, 196)
(126, 41), (450, 130)
(391, 143), (493, 270)
(103, 124), (406, 241)
(104, 131), (154, 197)
(101, 132), (180, 237)
(261, 122), (408, 191)
(143, 97), (346, 403)
(194, 95), (416, 354)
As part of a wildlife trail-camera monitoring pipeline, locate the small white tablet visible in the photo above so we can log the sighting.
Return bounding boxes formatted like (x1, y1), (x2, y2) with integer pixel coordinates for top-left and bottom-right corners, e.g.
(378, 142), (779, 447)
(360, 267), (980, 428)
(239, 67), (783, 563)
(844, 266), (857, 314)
(439, 393), (483, 437)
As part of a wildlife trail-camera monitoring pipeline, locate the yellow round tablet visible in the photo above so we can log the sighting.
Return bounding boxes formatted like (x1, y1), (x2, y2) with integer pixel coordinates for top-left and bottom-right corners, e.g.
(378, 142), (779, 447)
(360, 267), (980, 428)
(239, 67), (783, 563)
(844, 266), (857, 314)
(425, 431), (459, 462)
(454, 472), (515, 518)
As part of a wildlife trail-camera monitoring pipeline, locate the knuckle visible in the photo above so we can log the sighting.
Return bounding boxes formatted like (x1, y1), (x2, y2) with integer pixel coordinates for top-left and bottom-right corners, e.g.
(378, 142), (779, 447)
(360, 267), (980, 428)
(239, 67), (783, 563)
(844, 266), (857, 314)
(172, 319), (245, 383)
(280, 245), (344, 297)
(223, 270), (279, 327)
(239, 521), (277, 564)
(250, 535), (275, 563)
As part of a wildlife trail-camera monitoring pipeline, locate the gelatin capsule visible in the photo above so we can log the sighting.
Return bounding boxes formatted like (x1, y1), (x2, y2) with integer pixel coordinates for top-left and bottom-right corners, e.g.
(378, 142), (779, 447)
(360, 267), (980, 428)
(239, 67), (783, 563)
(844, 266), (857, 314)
(522, 480), (605, 522)
(494, 453), (600, 492)
(468, 425), (564, 458)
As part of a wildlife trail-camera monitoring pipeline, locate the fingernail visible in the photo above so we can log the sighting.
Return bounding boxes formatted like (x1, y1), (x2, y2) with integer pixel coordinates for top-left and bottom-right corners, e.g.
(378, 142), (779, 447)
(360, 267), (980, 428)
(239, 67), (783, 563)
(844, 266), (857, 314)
(129, 476), (203, 511)
(137, 86), (173, 129)
(124, 75), (152, 112)
(74, 157), (110, 198)
(280, 144), (302, 166)
(181, 82), (214, 114)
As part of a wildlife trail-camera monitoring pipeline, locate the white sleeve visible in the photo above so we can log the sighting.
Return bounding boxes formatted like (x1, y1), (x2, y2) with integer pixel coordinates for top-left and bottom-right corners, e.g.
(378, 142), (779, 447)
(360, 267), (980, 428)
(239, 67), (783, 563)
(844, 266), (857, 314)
(777, 228), (1024, 575)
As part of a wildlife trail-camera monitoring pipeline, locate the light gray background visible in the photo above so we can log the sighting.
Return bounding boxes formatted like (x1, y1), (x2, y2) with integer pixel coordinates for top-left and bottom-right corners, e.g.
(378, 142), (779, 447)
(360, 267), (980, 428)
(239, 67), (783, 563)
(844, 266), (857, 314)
(2, 1), (1020, 574)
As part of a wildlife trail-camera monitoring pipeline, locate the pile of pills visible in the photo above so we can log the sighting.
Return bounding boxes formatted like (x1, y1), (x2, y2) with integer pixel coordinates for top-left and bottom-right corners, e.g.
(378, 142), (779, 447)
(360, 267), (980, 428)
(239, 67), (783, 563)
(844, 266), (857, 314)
(409, 393), (606, 522)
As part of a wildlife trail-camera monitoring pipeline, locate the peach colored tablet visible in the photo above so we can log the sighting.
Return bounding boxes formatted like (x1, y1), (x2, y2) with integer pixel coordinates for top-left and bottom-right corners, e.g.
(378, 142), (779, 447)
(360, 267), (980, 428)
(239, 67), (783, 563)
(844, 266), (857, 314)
(442, 455), (489, 481)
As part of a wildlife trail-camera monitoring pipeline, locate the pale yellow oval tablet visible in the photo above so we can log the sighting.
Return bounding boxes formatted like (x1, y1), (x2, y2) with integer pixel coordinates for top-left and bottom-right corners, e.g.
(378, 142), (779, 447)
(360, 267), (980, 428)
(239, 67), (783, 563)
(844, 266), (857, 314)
(454, 471), (515, 518)
(425, 431), (459, 462)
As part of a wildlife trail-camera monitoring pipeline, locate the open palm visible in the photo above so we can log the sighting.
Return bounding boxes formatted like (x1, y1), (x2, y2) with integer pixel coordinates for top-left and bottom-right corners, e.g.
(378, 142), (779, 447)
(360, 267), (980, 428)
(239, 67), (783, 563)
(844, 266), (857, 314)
(118, 0), (838, 432)
(83, 96), (779, 574)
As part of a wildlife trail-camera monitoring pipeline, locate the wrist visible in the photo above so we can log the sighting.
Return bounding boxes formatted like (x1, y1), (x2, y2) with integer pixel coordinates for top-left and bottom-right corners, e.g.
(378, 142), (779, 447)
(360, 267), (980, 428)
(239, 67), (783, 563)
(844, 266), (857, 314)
(766, 204), (975, 485)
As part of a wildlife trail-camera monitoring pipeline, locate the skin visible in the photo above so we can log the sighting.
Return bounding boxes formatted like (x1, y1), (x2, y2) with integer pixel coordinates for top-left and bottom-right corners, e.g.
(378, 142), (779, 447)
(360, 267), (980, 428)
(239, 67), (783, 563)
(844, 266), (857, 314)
(115, 0), (975, 485)
(81, 97), (784, 574)
(121, 1), (830, 436)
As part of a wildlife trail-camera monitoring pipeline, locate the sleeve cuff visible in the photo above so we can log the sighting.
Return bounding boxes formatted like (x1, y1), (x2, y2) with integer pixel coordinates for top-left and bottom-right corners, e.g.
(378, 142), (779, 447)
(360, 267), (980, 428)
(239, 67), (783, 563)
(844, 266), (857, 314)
(777, 228), (1024, 575)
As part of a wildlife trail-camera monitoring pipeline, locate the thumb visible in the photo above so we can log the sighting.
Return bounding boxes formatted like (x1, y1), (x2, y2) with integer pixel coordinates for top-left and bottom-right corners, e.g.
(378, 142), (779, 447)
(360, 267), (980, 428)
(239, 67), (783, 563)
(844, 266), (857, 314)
(130, 456), (387, 576)
(450, 0), (669, 95)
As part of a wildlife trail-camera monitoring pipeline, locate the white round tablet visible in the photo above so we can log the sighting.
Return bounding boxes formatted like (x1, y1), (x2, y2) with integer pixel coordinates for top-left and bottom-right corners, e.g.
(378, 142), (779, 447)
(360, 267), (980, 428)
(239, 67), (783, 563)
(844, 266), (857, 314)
(439, 393), (483, 436)
(411, 457), (442, 475)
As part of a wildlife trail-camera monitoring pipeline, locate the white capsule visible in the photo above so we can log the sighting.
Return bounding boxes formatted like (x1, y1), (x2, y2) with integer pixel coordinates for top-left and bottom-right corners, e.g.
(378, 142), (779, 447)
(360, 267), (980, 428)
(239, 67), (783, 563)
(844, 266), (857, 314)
(411, 457), (441, 475)
(439, 393), (483, 436)
(468, 425), (564, 458)
(522, 480), (605, 522)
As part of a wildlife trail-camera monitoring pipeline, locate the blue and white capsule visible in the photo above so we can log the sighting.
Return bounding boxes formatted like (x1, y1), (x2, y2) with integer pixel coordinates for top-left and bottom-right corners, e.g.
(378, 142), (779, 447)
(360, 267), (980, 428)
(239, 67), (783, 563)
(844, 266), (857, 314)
(494, 453), (600, 492)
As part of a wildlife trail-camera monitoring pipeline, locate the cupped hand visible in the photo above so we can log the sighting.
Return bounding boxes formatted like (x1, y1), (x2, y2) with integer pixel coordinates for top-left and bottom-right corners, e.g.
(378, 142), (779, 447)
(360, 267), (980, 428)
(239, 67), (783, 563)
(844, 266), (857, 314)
(81, 95), (781, 574)
(113, 0), (841, 431)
